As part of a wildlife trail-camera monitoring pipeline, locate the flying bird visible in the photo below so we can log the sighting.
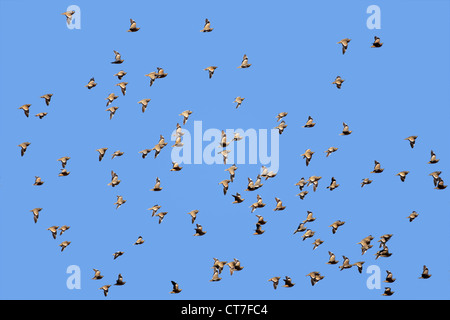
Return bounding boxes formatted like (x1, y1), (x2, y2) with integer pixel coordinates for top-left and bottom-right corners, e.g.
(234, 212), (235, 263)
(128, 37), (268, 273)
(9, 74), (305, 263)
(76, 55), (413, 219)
(337, 38), (351, 54)
(200, 18), (213, 32)
(127, 19), (140, 32)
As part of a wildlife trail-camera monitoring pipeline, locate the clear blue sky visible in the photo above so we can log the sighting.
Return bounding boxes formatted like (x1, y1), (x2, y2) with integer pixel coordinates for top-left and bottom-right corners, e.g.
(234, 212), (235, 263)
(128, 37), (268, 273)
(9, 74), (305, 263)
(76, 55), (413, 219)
(0, 0), (449, 300)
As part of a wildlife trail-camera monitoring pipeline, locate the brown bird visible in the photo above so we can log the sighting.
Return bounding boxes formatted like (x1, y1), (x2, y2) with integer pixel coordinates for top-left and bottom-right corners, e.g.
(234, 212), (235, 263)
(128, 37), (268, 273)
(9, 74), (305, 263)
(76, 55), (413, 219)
(138, 149), (152, 159)
(396, 171), (409, 182)
(114, 195), (126, 209)
(303, 211), (316, 223)
(325, 147), (338, 157)
(268, 277), (281, 290)
(194, 224), (207, 236)
(212, 258), (227, 274)
(274, 121), (287, 134)
(337, 38), (351, 54)
(303, 116), (316, 128)
(326, 177), (340, 191)
(234, 96), (245, 109)
(40, 94), (53, 106)
(18, 104), (31, 117)
(115, 82), (128, 96)
(148, 205), (161, 217)
(371, 160), (384, 173)
(339, 256), (353, 271)
(282, 276), (295, 288)
(111, 50), (124, 64)
(99, 285), (111, 297)
(113, 251), (124, 260)
(253, 223), (265, 235)
(108, 170), (121, 187)
(312, 238), (324, 250)
(136, 99), (151, 114)
(384, 270), (396, 283)
(200, 18), (213, 32)
(61, 10), (75, 25)
(375, 245), (392, 259)
(47, 226), (59, 239)
(434, 177), (447, 190)
(255, 215), (267, 225)
(106, 107), (119, 120)
(134, 236), (145, 245)
(151, 136), (168, 159)
(378, 234), (393, 248)
(295, 177), (307, 191)
(204, 66), (218, 79)
(96, 148), (108, 161)
(329, 220), (345, 234)
(361, 178), (373, 188)
(301, 149), (315, 166)
(306, 271), (324, 286)
(85, 77), (97, 89)
(111, 150), (124, 159)
(273, 197), (286, 211)
(340, 122), (352, 135)
(225, 164), (238, 182)
(170, 281), (182, 294)
(232, 193), (245, 204)
(276, 112), (288, 122)
(307, 175), (322, 192)
(429, 171), (442, 186)
(293, 222), (307, 235)
(114, 70), (127, 80)
(371, 36), (383, 48)
(353, 261), (365, 273)
(59, 241), (71, 252)
(156, 211), (168, 224)
(127, 19), (140, 32)
(297, 191), (309, 200)
(57, 156), (71, 168)
(170, 161), (183, 171)
(302, 229), (315, 241)
(238, 54), (251, 68)
(250, 194), (266, 213)
(92, 269), (104, 280)
(114, 274), (126, 286)
(59, 225), (70, 236)
(210, 268), (222, 282)
(150, 177), (162, 191)
(219, 179), (231, 195)
(106, 93), (118, 107)
(326, 251), (339, 265)
(428, 150), (439, 164)
(419, 265), (431, 279)
(405, 136), (418, 148)
(187, 210), (199, 224)
(179, 110), (193, 125)
(382, 287), (394, 296)
(332, 76), (344, 89)
(33, 176), (44, 186)
(35, 112), (48, 119)
(58, 169), (70, 177)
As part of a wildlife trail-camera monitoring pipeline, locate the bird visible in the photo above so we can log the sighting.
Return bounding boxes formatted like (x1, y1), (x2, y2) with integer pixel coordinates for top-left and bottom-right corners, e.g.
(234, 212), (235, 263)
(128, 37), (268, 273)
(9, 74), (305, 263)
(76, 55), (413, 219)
(232, 193), (245, 204)
(156, 211), (168, 224)
(61, 10), (75, 25)
(384, 270), (396, 283)
(233, 132), (243, 141)
(40, 94), (53, 106)
(435, 177), (447, 190)
(302, 229), (315, 241)
(371, 160), (384, 173)
(17, 142), (31, 157)
(33, 176), (44, 186)
(339, 256), (353, 271)
(172, 135), (184, 148)
(85, 77), (97, 89)
(127, 18), (140, 32)
(30, 208), (42, 224)
(250, 194), (266, 213)
(293, 222), (307, 235)
(179, 110), (193, 125)
(99, 285), (111, 297)
(371, 36), (383, 48)
(57, 156), (71, 168)
(170, 281), (182, 294)
(213, 258), (228, 274)
(396, 171), (409, 182)
(303, 116), (316, 128)
(106, 93), (118, 107)
(261, 166), (277, 180)
(145, 71), (157, 87)
(114, 196), (126, 209)
(238, 54), (251, 68)
(329, 220), (345, 234)
(357, 235), (374, 248)
(361, 178), (373, 188)
(111, 150), (124, 159)
(312, 239), (324, 250)
(194, 224), (206, 236)
(59, 225), (70, 236)
(378, 234), (393, 248)
(134, 236), (145, 245)
(340, 122), (352, 135)
(274, 121), (287, 134)
(353, 261), (365, 273)
(256, 215), (267, 225)
(405, 136), (418, 148)
(282, 276), (295, 288)
(148, 205), (161, 217)
(306, 271), (324, 286)
(419, 265), (431, 279)
(326, 177), (340, 191)
(307, 176), (322, 192)
(114, 70), (127, 80)
(254, 175), (264, 189)
(303, 211), (316, 223)
(187, 210), (199, 224)
(337, 38), (351, 54)
(268, 277), (281, 290)
(204, 66), (218, 79)
(210, 269), (222, 282)
(301, 149), (315, 166)
(428, 150), (440, 164)
(253, 223), (265, 235)
(96, 148), (108, 161)
(18, 104), (31, 117)
(429, 171), (442, 186)
(113, 251), (124, 260)
(108, 170), (121, 187)
(297, 191), (308, 200)
(111, 50), (124, 64)
(47, 226), (59, 239)
(200, 18), (213, 32)
(276, 112), (288, 122)
(115, 82), (128, 96)
(106, 107), (119, 120)
(35, 112), (48, 119)
(234, 96), (245, 109)
(59, 241), (71, 252)
(375, 246), (392, 259)
(150, 177), (162, 191)
(138, 149), (152, 159)
(295, 178), (307, 191)
(273, 197), (286, 211)
(170, 162), (183, 171)
(326, 251), (339, 265)
(58, 169), (70, 177)
(114, 274), (126, 286)
(325, 147), (338, 157)
(332, 76), (344, 89)
(92, 269), (104, 280)
(218, 150), (231, 164)
(382, 287), (394, 296)
(225, 164), (238, 182)
(219, 179), (231, 195)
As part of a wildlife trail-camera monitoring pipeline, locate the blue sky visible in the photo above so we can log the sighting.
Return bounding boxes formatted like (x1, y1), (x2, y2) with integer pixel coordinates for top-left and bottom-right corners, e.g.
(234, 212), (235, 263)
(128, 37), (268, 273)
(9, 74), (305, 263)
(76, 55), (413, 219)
(0, 0), (449, 300)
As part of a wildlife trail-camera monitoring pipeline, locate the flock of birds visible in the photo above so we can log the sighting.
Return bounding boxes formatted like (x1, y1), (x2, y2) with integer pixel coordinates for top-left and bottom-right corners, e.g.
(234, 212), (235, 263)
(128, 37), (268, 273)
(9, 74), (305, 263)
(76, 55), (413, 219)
(14, 11), (445, 298)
